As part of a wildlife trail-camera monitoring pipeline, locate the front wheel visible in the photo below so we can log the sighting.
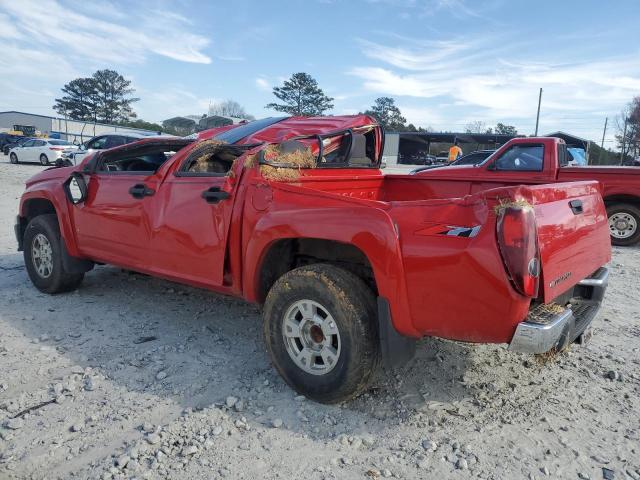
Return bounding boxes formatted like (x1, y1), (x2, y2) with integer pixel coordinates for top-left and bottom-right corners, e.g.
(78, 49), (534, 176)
(23, 214), (84, 293)
(607, 203), (640, 246)
(263, 264), (379, 403)
(39, 154), (49, 165)
(10, 152), (18, 164)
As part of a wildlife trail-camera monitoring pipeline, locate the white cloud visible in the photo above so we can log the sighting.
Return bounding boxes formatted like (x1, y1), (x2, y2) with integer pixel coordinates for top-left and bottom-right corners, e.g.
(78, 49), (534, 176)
(364, 0), (492, 21)
(1, 0), (212, 64)
(357, 38), (468, 71)
(255, 77), (271, 91)
(135, 86), (214, 122)
(350, 34), (640, 138)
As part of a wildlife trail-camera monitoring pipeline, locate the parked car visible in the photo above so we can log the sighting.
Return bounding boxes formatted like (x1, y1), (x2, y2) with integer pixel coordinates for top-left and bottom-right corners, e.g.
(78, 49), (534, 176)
(3, 136), (35, 155)
(15, 115), (611, 403)
(435, 150), (450, 163)
(62, 132), (156, 164)
(398, 151), (437, 165)
(0, 133), (26, 153)
(411, 149), (495, 173)
(452, 149), (495, 166)
(415, 137), (640, 246)
(9, 139), (77, 165)
(622, 158), (640, 167)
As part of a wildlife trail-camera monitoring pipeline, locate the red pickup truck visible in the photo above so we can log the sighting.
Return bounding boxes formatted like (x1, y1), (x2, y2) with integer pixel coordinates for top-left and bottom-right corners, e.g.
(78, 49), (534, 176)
(15, 116), (611, 403)
(414, 137), (640, 246)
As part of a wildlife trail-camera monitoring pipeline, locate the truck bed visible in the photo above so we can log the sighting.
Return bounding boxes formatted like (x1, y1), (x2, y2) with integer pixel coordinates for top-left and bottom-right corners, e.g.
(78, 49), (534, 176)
(273, 170), (611, 342)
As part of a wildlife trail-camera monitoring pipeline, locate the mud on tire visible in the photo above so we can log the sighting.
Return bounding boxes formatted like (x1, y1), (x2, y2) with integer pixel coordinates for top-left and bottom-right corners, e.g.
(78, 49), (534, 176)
(23, 214), (84, 294)
(263, 263), (380, 403)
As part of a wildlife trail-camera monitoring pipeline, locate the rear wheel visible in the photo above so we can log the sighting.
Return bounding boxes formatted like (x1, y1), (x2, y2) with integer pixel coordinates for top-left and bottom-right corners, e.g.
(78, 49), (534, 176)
(39, 154), (49, 165)
(23, 214), (84, 293)
(263, 264), (379, 403)
(607, 203), (640, 246)
(10, 152), (18, 164)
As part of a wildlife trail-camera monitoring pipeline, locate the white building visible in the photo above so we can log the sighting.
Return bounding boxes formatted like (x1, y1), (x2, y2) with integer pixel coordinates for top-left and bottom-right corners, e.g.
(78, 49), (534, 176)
(0, 111), (161, 143)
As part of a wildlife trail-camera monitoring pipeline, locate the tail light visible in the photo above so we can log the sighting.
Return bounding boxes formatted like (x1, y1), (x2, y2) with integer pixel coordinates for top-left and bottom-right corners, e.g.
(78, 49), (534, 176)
(496, 204), (540, 297)
(49, 147), (64, 151)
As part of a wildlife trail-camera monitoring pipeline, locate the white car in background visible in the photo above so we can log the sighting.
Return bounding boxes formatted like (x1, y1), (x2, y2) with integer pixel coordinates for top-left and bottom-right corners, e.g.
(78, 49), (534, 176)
(62, 132), (156, 164)
(9, 139), (78, 165)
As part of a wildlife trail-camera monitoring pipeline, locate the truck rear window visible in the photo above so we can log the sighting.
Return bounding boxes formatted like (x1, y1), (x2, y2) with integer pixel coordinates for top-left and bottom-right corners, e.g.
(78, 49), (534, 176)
(493, 144), (544, 172)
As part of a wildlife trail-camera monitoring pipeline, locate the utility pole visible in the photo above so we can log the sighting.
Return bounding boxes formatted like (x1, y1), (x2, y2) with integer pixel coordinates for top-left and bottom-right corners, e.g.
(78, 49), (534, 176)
(600, 117), (608, 149)
(598, 117), (608, 165)
(534, 88), (542, 136)
(620, 117), (628, 164)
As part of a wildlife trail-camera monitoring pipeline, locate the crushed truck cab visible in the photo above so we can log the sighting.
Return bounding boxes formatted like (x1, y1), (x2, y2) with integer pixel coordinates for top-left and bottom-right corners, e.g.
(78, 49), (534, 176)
(16, 115), (612, 403)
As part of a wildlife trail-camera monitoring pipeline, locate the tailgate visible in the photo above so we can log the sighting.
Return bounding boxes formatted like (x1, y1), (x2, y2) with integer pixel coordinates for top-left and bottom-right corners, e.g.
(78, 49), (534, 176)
(515, 181), (610, 302)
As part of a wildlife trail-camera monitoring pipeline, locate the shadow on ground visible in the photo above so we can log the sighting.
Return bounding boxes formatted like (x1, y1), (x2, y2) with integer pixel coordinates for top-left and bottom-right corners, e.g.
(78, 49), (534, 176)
(0, 251), (479, 435)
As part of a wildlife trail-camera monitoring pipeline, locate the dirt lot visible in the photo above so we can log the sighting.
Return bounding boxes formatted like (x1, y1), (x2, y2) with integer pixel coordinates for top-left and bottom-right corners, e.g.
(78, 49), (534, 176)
(0, 159), (638, 480)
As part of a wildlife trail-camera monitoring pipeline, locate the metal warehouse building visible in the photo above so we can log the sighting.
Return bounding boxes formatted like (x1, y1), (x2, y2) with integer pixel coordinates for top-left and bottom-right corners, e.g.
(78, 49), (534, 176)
(0, 111), (160, 143)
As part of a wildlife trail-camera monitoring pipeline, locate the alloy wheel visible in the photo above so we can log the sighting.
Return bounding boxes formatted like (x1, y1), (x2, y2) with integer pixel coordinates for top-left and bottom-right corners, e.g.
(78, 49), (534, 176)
(282, 299), (341, 375)
(31, 233), (53, 278)
(609, 212), (637, 239)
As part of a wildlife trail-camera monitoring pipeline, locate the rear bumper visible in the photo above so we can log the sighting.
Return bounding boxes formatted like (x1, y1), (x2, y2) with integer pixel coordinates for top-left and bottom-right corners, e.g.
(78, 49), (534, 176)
(509, 267), (609, 354)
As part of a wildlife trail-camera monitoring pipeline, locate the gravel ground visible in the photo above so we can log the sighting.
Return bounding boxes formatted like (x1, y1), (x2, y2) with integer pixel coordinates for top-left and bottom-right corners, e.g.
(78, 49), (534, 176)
(0, 158), (638, 480)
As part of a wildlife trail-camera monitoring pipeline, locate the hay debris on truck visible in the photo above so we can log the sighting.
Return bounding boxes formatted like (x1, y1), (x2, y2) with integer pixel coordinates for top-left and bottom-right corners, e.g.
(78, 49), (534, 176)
(259, 143), (316, 182)
(493, 198), (533, 216)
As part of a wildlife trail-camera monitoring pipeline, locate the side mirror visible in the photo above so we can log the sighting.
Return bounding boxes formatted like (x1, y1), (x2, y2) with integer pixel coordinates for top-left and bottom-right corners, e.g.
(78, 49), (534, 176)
(64, 172), (88, 204)
(487, 163), (496, 171)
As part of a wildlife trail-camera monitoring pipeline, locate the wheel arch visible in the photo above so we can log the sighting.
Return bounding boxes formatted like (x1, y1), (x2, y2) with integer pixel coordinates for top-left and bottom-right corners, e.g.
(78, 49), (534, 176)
(18, 190), (80, 256)
(243, 207), (420, 337)
(603, 194), (640, 208)
(255, 238), (377, 304)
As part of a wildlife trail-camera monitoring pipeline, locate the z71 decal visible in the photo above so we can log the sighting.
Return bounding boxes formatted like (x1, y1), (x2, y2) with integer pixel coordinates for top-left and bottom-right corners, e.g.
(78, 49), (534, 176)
(415, 223), (481, 238)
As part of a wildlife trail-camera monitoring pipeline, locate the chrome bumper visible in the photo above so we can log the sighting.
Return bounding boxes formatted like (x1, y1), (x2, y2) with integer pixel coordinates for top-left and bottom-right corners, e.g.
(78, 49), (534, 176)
(509, 267), (609, 354)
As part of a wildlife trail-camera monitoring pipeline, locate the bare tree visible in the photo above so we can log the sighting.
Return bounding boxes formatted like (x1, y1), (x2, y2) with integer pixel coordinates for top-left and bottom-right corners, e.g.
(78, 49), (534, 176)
(615, 96), (640, 160)
(208, 100), (255, 120)
(465, 121), (491, 134)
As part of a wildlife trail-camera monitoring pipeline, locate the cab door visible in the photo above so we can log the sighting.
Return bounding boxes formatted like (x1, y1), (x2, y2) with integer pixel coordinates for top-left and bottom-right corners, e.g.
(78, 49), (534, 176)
(70, 143), (176, 270)
(145, 146), (242, 288)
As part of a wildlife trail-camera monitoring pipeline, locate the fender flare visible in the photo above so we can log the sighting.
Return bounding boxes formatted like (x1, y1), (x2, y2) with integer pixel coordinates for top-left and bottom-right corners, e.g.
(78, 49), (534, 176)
(19, 184), (81, 257)
(601, 189), (640, 206)
(243, 206), (421, 337)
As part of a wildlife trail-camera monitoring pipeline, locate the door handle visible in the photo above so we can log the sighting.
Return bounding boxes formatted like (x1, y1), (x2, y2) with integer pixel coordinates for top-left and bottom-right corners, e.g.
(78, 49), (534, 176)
(202, 186), (230, 204)
(129, 183), (155, 199)
(569, 199), (583, 215)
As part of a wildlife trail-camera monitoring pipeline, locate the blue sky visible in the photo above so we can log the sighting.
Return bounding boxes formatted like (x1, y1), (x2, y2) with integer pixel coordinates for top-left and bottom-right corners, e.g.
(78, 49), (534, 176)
(1, 0), (639, 147)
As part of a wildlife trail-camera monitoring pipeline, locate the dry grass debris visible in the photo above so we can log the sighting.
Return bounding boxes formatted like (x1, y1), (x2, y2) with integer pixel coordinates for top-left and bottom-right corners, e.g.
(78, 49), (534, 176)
(493, 198), (533, 215)
(259, 143), (316, 182)
(189, 140), (230, 174)
(243, 153), (258, 168)
(535, 347), (561, 365)
(538, 303), (566, 315)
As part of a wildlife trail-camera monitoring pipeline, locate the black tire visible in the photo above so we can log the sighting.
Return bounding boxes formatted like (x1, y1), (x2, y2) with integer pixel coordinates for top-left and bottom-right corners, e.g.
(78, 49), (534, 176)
(9, 152), (18, 164)
(606, 203), (640, 246)
(23, 214), (84, 294)
(263, 263), (380, 403)
(39, 154), (49, 165)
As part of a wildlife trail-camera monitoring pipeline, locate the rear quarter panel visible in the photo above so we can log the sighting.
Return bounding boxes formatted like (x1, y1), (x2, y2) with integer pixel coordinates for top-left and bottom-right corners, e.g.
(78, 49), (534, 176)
(386, 195), (530, 343)
(240, 175), (420, 337)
